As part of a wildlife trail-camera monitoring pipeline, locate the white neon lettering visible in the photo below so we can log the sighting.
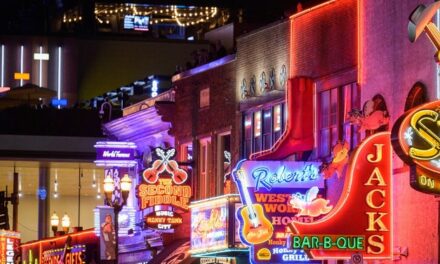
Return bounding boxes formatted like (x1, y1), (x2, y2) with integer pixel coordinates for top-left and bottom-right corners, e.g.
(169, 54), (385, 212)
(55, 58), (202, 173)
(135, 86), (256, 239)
(253, 164), (319, 191)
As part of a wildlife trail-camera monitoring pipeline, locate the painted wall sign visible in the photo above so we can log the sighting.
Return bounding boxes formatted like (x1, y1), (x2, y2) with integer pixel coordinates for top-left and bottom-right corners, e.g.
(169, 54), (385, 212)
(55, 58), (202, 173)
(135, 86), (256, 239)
(288, 132), (393, 260)
(392, 100), (440, 194)
(232, 160), (324, 263)
(0, 230), (20, 264)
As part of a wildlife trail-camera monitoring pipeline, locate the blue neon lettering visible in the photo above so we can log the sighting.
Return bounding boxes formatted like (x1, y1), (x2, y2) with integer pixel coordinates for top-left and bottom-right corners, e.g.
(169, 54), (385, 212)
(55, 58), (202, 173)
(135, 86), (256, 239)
(252, 165), (319, 191)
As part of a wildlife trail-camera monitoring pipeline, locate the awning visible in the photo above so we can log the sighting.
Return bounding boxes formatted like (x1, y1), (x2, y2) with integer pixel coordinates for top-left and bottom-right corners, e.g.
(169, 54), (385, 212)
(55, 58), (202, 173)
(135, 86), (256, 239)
(148, 239), (198, 264)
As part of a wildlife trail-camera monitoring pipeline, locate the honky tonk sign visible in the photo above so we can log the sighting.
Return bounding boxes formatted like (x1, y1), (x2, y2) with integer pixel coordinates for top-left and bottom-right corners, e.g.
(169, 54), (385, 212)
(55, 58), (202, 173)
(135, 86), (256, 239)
(233, 132), (392, 262)
(137, 148), (191, 211)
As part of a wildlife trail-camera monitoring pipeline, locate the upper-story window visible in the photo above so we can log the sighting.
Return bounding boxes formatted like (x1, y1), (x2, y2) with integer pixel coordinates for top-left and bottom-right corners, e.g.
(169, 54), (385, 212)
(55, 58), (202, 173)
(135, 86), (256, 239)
(242, 102), (286, 158)
(200, 87), (210, 108)
(318, 83), (359, 158)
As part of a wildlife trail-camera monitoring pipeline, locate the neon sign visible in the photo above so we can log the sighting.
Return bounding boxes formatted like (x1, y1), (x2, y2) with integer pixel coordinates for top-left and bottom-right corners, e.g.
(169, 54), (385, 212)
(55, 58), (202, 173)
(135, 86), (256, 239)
(190, 195), (244, 256)
(288, 132), (393, 260)
(393, 100), (440, 194)
(0, 231), (20, 264)
(137, 148), (191, 212)
(145, 211), (183, 230)
(94, 141), (137, 167)
(232, 160), (324, 263)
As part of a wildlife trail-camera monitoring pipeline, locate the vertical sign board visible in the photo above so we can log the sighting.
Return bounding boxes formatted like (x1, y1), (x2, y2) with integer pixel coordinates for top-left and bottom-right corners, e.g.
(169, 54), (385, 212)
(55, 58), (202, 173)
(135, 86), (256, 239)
(136, 148), (191, 231)
(232, 160), (325, 263)
(288, 132), (393, 260)
(392, 100), (440, 194)
(0, 230), (20, 264)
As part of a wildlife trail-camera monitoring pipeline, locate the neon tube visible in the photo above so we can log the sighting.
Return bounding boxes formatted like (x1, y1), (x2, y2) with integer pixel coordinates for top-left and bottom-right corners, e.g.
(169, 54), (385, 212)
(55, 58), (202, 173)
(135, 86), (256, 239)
(39, 46), (42, 87)
(57, 46), (62, 100)
(1, 45), (4, 87)
(20, 45), (24, 86)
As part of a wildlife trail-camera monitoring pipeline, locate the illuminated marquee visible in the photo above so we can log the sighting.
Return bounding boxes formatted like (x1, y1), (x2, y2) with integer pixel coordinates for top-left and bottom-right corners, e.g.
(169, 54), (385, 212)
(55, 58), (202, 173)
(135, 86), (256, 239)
(393, 100), (440, 194)
(232, 160), (324, 264)
(42, 245), (85, 264)
(288, 132), (393, 260)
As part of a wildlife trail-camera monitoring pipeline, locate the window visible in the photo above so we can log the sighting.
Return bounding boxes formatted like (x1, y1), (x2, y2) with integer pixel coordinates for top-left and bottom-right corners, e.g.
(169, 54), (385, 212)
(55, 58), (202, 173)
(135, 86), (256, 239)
(263, 108), (272, 149)
(243, 114), (252, 159)
(273, 104), (282, 142)
(253, 111), (262, 153)
(242, 103), (286, 158)
(180, 142), (193, 162)
(199, 88), (210, 108)
(198, 137), (211, 199)
(217, 133), (231, 195)
(319, 83), (359, 157)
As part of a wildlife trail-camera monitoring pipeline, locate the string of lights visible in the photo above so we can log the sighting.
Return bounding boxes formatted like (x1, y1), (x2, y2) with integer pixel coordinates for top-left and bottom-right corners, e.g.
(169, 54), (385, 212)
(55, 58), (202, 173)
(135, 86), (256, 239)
(63, 4), (223, 28)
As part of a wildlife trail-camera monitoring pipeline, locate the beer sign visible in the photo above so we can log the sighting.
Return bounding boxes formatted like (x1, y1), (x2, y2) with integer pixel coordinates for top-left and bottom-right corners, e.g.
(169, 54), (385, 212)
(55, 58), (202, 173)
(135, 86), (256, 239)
(392, 100), (440, 194)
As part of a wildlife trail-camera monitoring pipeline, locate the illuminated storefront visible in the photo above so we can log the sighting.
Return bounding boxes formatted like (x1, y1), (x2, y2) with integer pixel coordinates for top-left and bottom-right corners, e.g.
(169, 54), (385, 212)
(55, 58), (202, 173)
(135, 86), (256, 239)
(21, 229), (99, 264)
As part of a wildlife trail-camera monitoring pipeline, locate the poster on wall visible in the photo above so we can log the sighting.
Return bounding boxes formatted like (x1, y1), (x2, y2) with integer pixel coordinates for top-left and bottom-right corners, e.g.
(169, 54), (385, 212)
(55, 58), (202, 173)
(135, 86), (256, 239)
(232, 160), (325, 263)
(97, 207), (116, 261)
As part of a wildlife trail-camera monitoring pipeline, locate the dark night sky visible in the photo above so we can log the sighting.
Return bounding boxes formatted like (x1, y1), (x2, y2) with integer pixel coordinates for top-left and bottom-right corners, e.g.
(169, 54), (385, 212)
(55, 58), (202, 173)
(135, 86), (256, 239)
(0, 0), (324, 35)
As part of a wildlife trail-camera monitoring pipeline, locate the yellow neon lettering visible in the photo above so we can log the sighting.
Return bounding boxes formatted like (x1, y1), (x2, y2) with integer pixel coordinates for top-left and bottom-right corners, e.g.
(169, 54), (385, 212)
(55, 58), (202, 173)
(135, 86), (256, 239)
(365, 167), (386, 186)
(409, 109), (440, 160)
(367, 235), (385, 255)
(367, 144), (384, 163)
(366, 189), (385, 209)
(366, 212), (388, 231)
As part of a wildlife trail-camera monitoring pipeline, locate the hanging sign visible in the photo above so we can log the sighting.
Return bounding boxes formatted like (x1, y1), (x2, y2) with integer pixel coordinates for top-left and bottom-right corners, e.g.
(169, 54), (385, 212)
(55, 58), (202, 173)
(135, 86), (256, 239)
(94, 141), (137, 167)
(288, 132), (393, 260)
(137, 148), (191, 223)
(232, 160), (324, 263)
(392, 100), (440, 194)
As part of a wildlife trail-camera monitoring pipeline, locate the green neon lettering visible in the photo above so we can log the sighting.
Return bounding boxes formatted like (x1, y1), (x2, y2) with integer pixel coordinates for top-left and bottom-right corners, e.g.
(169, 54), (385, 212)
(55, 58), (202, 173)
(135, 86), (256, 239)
(336, 237), (347, 249)
(292, 236), (301, 248)
(323, 236), (332, 249)
(311, 236), (319, 249)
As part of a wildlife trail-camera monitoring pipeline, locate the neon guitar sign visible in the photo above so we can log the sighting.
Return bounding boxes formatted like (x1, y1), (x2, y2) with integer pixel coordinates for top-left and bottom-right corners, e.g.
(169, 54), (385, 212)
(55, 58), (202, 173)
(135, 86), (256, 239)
(233, 168), (273, 245)
(137, 148), (191, 211)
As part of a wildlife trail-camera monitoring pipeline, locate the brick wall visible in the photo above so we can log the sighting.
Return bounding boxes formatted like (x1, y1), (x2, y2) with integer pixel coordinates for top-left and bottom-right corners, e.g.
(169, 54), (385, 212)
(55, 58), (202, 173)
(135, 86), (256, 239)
(236, 20), (290, 108)
(173, 60), (239, 200)
(361, 0), (438, 263)
(290, 0), (357, 78)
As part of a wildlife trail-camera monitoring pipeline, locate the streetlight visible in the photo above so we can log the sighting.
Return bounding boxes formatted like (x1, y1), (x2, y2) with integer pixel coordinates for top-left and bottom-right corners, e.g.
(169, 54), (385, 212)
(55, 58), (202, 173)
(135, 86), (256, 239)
(103, 174), (132, 264)
(50, 212), (59, 236)
(61, 213), (71, 233)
